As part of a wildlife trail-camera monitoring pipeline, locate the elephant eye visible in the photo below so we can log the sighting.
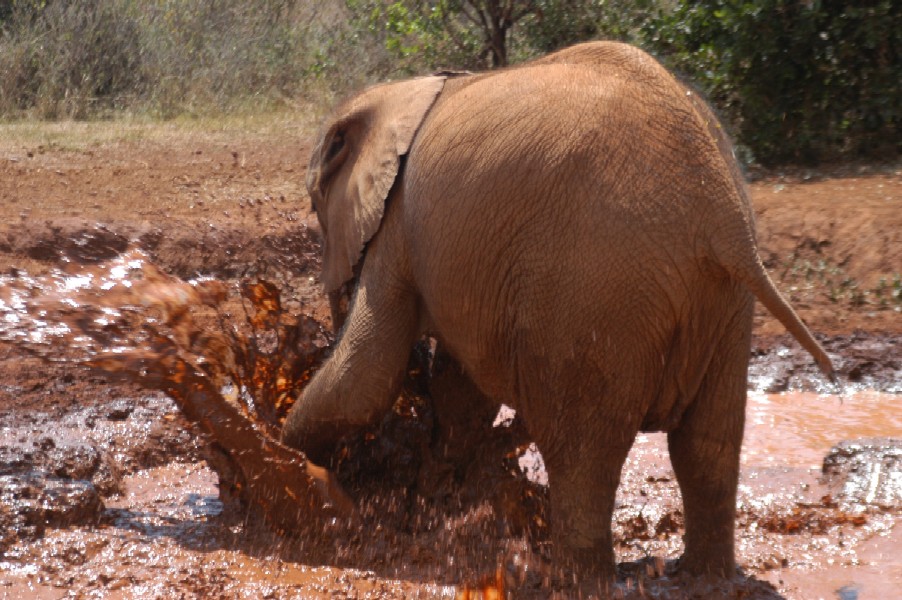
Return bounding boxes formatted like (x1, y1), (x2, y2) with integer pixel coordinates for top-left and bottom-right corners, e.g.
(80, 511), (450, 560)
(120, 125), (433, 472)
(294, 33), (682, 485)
(325, 132), (345, 163)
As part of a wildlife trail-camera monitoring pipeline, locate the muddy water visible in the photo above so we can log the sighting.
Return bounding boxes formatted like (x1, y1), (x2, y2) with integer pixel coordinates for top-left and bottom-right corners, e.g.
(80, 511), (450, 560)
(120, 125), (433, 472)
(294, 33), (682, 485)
(4, 390), (896, 598)
(743, 391), (902, 599)
(744, 391), (902, 470)
(608, 390), (900, 599)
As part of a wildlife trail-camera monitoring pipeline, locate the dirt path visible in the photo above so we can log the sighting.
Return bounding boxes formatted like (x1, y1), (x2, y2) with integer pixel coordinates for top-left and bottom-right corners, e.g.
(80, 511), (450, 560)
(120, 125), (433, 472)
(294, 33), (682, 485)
(0, 123), (900, 598)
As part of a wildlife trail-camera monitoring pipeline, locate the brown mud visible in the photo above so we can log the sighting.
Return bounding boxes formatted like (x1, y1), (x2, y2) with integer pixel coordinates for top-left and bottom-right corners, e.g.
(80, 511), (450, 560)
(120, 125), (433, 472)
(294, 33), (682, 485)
(1, 130), (900, 598)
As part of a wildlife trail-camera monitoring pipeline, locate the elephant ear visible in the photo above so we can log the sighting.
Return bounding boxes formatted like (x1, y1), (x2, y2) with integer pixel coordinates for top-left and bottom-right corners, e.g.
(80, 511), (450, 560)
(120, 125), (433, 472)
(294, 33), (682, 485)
(306, 75), (447, 293)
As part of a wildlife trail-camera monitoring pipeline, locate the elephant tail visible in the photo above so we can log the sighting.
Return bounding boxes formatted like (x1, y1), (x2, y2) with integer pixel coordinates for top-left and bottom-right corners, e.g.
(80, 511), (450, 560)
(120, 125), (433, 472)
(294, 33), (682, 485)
(732, 254), (837, 384)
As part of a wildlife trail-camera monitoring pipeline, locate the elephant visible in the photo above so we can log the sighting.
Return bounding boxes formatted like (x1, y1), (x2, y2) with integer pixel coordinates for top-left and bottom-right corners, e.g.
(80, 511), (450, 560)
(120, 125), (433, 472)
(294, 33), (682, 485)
(281, 41), (835, 581)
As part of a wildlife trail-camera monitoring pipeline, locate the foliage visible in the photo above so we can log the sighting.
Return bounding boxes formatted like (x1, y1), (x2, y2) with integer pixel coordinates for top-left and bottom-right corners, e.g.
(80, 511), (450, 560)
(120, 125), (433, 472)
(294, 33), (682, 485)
(0, 0), (364, 119)
(346, 1), (460, 72)
(346, 1), (666, 71)
(0, 0), (899, 166)
(346, 0), (539, 70)
(649, 1), (902, 164)
(344, 0), (676, 72)
(522, 0), (658, 53)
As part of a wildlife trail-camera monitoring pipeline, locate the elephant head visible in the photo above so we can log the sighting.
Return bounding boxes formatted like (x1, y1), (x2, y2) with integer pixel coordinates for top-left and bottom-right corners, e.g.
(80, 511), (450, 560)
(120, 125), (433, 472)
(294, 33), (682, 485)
(305, 76), (447, 331)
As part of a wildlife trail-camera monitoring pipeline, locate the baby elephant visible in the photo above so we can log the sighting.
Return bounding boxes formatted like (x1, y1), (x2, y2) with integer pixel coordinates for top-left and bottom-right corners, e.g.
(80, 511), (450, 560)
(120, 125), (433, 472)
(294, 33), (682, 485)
(282, 41), (834, 581)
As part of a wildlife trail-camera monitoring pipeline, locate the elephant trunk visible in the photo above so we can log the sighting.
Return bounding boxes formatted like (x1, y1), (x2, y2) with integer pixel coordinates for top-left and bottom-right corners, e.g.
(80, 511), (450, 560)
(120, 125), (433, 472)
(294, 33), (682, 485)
(280, 408), (355, 467)
(328, 261), (364, 335)
(283, 253), (422, 467)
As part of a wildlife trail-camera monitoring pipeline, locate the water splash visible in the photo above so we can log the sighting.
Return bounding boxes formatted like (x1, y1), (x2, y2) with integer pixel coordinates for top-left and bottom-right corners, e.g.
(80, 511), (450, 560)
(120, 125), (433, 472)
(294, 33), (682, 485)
(0, 248), (353, 529)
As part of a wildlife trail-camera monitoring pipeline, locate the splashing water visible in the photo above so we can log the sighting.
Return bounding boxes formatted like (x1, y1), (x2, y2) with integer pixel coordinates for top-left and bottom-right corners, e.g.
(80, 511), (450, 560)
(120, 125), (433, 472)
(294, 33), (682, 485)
(0, 248), (353, 528)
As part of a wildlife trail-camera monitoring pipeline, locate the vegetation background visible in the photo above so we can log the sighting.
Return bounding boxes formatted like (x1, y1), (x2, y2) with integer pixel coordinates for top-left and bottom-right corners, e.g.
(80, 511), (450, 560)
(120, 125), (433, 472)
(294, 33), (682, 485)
(0, 0), (898, 165)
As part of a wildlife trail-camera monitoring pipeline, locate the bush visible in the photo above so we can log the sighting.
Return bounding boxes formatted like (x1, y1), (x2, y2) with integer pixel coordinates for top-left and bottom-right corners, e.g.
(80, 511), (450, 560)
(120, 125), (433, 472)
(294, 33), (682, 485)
(343, 1), (661, 73)
(522, 0), (657, 55)
(1, 0), (899, 168)
(0, 0), (372, 119)
(649, 1), (902, 165)
(0, 1), (144, 118)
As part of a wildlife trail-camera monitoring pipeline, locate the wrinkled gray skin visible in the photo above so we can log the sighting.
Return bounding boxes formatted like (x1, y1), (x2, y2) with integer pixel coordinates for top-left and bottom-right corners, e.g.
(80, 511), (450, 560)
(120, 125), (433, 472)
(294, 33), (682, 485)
(282, 41), (835, 580)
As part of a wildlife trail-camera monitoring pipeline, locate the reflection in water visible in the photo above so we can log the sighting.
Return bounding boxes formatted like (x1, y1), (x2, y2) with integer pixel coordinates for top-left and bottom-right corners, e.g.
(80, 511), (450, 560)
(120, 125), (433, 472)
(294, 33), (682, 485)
(836, 583), (859, 600)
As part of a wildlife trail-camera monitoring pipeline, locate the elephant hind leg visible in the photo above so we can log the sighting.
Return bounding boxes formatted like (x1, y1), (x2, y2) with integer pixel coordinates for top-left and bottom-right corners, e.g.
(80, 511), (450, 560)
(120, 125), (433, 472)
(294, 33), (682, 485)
(667, 297), (753, 577)
(537, 409), (636, 584)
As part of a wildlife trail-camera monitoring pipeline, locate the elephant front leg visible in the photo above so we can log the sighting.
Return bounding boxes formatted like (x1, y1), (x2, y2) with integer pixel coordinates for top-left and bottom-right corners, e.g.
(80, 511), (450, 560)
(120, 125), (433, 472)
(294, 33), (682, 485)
(281, 277), (421, 466)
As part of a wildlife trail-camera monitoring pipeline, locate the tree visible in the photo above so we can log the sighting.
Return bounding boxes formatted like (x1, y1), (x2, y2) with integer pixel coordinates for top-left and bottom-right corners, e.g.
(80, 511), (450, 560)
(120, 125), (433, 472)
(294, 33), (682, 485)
(448, 0), (537, 67)
(349, 0), (541, 69)
(349, 0), (664, 71)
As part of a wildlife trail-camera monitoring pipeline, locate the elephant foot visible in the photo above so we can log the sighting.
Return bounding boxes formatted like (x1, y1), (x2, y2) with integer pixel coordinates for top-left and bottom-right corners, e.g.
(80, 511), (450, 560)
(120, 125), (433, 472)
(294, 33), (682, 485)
(280, 416), (351, 468)
(674, 549), (738, 579)
(545, 541), (617, 592)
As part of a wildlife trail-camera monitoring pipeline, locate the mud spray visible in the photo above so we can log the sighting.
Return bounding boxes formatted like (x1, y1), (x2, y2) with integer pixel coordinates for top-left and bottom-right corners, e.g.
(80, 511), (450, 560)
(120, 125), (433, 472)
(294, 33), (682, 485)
(0, 248), (520, 598)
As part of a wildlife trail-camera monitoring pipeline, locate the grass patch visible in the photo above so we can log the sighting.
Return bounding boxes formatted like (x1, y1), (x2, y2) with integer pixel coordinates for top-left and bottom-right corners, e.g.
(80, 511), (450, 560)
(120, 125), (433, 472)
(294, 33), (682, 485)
(778, 256), (902, 310)
(0, 108), (324, 152)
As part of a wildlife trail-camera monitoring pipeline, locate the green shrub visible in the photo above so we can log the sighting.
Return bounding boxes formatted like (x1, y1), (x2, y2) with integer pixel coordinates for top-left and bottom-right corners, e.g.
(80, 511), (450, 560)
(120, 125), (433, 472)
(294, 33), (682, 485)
(343, 1), (662, 72)
(649, 1), (902, 165)
(522, 0), (658, 54)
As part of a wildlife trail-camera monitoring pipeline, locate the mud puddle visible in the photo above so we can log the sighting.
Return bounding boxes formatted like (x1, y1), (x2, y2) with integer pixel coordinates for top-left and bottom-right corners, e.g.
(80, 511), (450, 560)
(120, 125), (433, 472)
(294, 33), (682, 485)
(2, 389), (898, 598)
(616, 390), (901, 599)
(1, 251), (900, 598)
(744, 391), (902, 469)
(0, 394), (456, 599)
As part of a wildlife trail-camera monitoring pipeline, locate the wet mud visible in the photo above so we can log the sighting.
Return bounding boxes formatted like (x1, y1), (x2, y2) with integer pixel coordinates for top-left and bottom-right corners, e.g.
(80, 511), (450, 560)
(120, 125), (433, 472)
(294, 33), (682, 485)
(2, 381), (899, 598)
(1, 134), (900, 597)
(823, 438), (902, 510)
(1, 256), (898, 600)
(750, 333), (901, 394)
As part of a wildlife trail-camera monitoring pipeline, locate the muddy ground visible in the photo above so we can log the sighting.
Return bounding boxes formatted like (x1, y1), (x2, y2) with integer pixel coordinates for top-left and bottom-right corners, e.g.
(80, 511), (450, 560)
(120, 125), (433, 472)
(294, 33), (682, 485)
(0, 122), (900, 598)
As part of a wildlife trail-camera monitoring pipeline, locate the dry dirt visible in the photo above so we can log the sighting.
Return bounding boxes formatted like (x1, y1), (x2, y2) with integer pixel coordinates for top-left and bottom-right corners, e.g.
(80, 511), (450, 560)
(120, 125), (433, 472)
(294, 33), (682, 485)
(0, 120), (900, 599)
